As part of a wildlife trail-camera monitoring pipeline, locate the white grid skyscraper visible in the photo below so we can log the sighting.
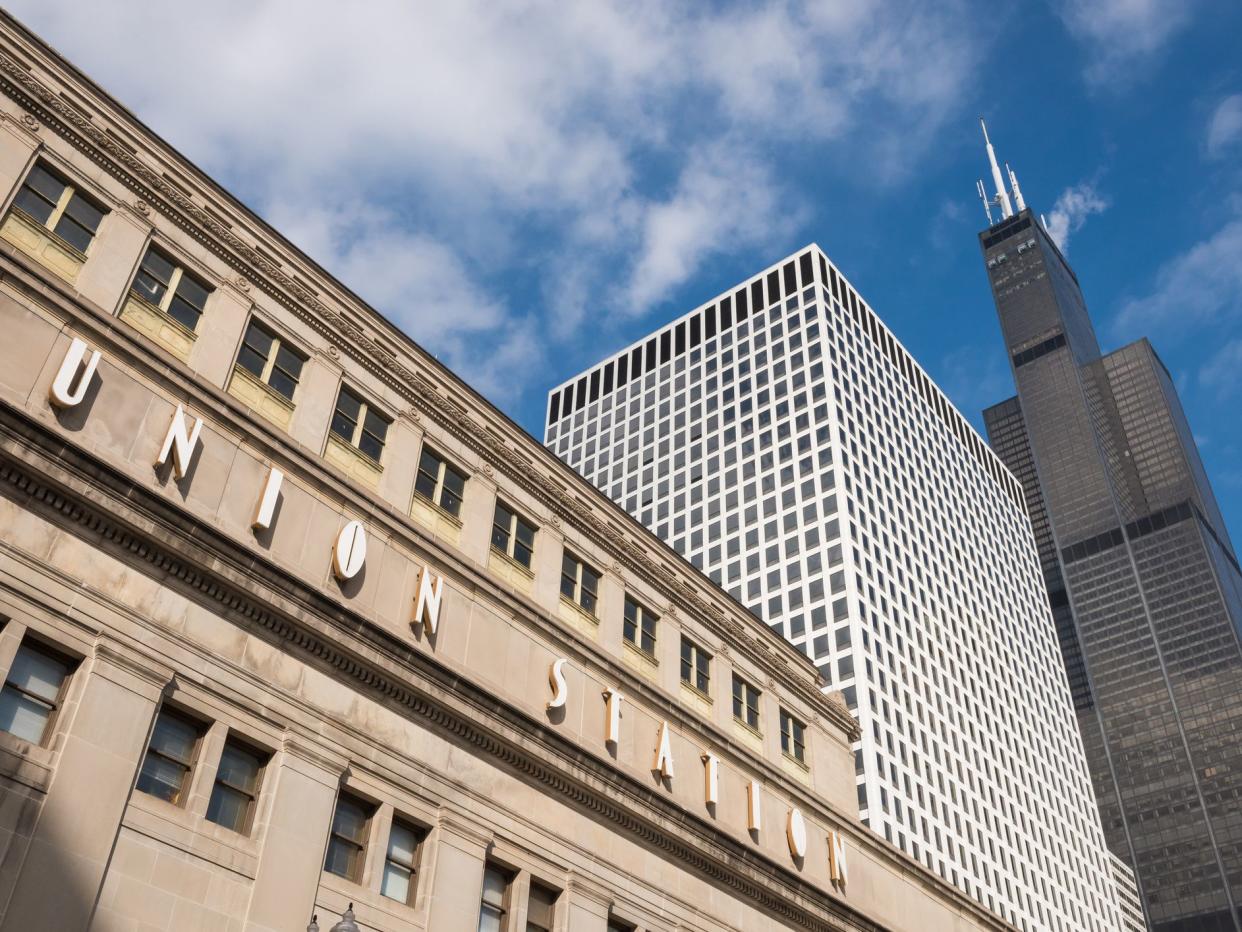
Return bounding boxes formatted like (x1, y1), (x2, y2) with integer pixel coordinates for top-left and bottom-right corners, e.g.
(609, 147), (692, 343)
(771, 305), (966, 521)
(545, 246), (1125, 932)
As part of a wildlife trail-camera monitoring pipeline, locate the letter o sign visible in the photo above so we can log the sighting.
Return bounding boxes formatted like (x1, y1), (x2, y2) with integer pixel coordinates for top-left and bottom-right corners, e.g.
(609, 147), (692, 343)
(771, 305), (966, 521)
(333, 520), (367, 581)
(787, 808), (808, 859)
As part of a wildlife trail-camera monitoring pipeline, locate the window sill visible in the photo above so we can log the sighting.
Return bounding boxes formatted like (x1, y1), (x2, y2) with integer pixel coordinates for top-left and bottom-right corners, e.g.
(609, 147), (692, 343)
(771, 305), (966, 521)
(489, 546), (534, 579)
(123, 790), (260, 877)
(487, 547), (533, 595)
(622, 640), (659, 681)
(227, 364), (295, 430)
(678, 681), (713, 718)
(324, 432), (384, 488)
(120, 293), (198, 362)
(318, 871), (421, 930)
(411, 494), (463, 546)
(1, 207), (87, 282)
(0, 730), (55, 793)
(558, 594), (599, 634)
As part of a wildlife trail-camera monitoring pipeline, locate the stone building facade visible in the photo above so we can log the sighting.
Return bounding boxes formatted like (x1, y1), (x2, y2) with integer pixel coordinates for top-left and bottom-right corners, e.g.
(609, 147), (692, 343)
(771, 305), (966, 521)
(0, 12), (1030, 932)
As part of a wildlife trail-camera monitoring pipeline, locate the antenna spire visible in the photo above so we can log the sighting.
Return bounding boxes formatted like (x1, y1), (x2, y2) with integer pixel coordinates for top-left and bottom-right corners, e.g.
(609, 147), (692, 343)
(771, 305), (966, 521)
(980, 118), (1013, 219)
(977, 179), (995, 225)
(1007, 163), (1026, 212)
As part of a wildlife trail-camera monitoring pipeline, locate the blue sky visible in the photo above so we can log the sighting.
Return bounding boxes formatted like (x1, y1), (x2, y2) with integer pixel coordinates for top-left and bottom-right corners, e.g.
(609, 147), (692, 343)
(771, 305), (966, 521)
(12, 0), (1242, 537)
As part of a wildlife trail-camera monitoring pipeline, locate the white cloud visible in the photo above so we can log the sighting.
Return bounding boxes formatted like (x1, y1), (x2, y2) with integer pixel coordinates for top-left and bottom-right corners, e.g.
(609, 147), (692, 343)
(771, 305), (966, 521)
(1057, 0), (1194, 87)
(1207, 95), (1242, 158)
(1044, 183), (1108, 254)
(6, 0), (985, 408)
(1200, 338), (1242, 400)
(1114, 218), (1242, 336)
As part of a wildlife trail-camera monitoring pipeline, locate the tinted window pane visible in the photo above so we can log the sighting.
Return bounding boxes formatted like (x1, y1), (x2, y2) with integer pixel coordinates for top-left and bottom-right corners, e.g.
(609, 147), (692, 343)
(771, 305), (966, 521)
(205, 784), (249, 831)
(53, 216), (93, 253)
(136, 752), (188, 802)
(62, 195), (103, 232)
(0, 690), (52, 743)
(26, 166), (65, 203)
(13, 187), (55, 225)
(268, 368), (297, 400)
(7, 646), (69, 702)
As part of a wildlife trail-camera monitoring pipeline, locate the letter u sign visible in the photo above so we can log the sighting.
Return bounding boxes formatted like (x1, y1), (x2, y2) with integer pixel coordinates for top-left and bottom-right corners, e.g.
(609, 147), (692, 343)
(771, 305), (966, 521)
(49, 337), (101, 409)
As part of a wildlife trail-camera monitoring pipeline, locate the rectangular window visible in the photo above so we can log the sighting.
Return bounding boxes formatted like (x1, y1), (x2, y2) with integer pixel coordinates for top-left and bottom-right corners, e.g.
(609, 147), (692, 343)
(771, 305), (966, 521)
(131, 246), (212, 332)
(330, 385), (391, 462)
(732, 673), (761, 731)
(324, 793), (373, 882)
(137, 708), (205, 805)
(0, 640), (73, 745)
(560, 551), (600, 615)
(235, 318), (306, 401)
(478, 863), (512, 932)
(414, 446), (468, 517)
(680, 636), (711, 694)
(608, 920), (636, 932)
(623, 596), (657, 656)
(10, 163), (105, 253)
(491, 501), (536, 568)
(780, 708), (807, 763)
(206, 738), (266, 833)
(381, 819), (427, 906)
(526, 882), (559, 932)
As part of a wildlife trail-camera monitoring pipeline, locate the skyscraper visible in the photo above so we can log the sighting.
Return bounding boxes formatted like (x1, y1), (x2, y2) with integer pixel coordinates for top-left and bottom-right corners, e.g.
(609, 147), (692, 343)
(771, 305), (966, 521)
(546, 247), (1125, 931)
(977, 125), (1242, 932)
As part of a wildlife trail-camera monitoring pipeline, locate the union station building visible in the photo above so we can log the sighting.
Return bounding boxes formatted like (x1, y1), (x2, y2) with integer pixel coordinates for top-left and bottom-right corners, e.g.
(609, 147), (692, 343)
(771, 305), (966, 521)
(0, 12), (1063, 932)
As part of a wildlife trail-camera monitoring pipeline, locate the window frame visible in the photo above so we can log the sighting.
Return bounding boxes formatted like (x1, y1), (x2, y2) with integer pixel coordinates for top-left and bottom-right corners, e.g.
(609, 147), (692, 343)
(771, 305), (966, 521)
(559, 551), (600, 616)
(780, 707), (807, 764)
(491, 501), (537, 569)
(478, 862), (514, 931)
(679, 635), (711, 695)
(329, 384), (391, 464)
(136, 706), (207, 807)
(380, 817), (427, 907)
(731, 673), (762, 732)
(205, 735), (268, 835)
(324, 792), (374, 883)
(9, 162), (106, 255)
(525, 881), (560, 932)
(129, 244), (213, 333)
(413, 446), (468, 518)
(235, 316), (306, 402)
(622, 596), (658, 658)
(0, 638), (75, 747)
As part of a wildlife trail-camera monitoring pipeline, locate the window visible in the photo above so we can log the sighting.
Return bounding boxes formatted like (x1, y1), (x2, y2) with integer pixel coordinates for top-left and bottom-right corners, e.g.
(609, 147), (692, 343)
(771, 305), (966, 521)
(732, 674), (761, 731)
(623, 597), (657, 656)
(0, 641), (73, 745)
(235, 318), (306, 401)
(137, 708), (205, 804)
(607, 920), (636, 932)
(780, 708), (807, 764)
(680, 636), (711, 694)
(414, 447), (467, 517)
(10, 163), (105, 253)
(381, 819), (426, 906)
(330, 385), (390, 462)
(324, 793), (373, 882)
(560, 552), (600, 615)
(206, 738), (266, 833)
(526, 882), (559, 932)
(491, 501), (536, 569)
(131, 246), (212, 332)
(477, 863), (512, 932)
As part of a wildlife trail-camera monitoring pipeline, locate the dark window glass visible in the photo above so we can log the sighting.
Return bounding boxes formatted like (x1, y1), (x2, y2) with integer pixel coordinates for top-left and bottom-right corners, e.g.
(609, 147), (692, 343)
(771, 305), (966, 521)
(623, 597), (657, 655)
(526, 883), (558, 932)
(780, 708), (806, 762)
(732, 674), (761, 730)
(324, 793), (372, 881)
(478, 864), (511, 932)
(206, 740), (265, 833)
(680, 636), (711, 693)
(137, 709), (203, 805)
(133, 249), (176, 307)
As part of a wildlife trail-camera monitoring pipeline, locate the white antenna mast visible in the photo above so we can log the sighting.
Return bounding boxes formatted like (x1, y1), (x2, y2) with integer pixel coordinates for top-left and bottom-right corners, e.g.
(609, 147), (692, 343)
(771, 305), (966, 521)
(1007, 163), (1026, 212)
(980, 118), (1013, 219)
(977, 179), (995, 225)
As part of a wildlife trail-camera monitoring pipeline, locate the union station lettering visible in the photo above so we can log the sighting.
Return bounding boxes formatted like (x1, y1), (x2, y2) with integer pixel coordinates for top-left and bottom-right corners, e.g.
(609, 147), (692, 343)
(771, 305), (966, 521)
(47, 333), (852, 884)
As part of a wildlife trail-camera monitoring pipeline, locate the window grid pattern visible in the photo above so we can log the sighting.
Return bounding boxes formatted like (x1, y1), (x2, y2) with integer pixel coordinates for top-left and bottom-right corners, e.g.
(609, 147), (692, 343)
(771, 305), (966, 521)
(546, 247), (1122, 932)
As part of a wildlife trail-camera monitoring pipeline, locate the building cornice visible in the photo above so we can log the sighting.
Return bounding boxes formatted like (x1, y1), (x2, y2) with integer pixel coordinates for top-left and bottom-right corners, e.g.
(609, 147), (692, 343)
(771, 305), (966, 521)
(0, 21), (832, 718)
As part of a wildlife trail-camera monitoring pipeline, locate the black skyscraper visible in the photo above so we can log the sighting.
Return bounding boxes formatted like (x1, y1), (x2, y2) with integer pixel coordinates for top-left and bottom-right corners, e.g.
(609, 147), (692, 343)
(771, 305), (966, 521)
(978, 161), (1242, 931)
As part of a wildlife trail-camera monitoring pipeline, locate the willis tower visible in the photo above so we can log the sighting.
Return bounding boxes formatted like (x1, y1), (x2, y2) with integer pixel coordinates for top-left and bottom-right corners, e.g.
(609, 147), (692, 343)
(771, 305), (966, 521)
(977, 122), (1242, 932)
